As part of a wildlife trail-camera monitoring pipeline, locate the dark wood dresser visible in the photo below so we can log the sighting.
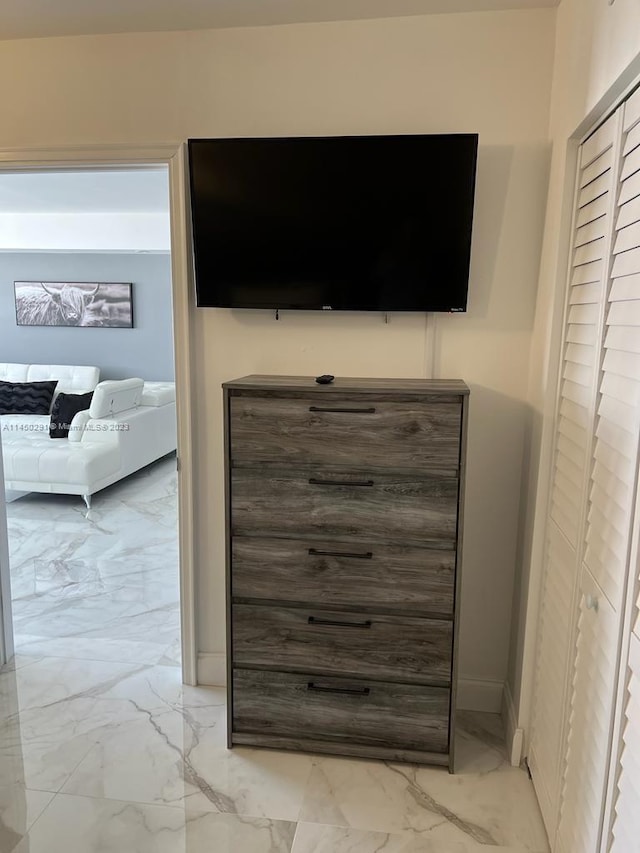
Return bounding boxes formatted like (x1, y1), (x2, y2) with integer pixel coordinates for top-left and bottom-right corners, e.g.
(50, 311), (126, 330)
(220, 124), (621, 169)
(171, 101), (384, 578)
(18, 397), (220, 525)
(223, 375), (469, 770)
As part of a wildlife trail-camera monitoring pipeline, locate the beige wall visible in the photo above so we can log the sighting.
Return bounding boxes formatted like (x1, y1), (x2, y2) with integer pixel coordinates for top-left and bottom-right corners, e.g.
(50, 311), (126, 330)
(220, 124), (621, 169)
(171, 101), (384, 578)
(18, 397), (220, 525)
(508, 0), (640, 728)
(0, 9), (555, 704)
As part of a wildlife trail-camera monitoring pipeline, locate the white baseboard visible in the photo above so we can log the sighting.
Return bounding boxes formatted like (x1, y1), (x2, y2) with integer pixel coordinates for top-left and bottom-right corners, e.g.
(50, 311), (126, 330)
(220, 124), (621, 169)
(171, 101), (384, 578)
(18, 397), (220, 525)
(501, 681), (524, 766)
(457, 677), (504, 712)
(196, 652), (226, 686)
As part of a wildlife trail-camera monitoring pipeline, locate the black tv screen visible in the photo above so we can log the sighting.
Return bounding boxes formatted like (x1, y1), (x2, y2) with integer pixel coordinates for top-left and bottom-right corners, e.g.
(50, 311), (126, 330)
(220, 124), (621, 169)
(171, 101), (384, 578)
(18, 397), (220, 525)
(188, 134), (478, 312)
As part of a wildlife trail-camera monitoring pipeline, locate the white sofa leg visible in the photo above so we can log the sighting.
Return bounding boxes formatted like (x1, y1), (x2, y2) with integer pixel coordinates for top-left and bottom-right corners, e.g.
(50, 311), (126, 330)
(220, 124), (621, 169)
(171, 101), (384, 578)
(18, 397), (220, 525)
(83, 494), (92, 510)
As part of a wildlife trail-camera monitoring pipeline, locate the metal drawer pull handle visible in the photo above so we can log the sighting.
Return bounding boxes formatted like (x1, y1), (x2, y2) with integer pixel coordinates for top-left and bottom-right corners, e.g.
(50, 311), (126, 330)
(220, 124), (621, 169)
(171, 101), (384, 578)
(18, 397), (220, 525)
(585, 594), (599, 612)
(309, 406), (376, 414)
(307, 682), (370, 696)
(308, 547), (373, 559)
(308, 616), (372, 629)
(308, 478), (374, 487)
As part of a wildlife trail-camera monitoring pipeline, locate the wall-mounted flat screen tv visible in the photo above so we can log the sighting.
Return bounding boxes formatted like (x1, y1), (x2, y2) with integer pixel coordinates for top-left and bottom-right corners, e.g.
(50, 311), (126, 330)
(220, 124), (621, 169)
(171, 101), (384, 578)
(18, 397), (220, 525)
(188, 134), (478, 312)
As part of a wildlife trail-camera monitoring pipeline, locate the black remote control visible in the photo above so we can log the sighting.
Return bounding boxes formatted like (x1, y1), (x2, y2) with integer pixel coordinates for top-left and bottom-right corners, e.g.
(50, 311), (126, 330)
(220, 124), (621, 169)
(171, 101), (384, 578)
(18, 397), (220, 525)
(315, 374), (335, 384)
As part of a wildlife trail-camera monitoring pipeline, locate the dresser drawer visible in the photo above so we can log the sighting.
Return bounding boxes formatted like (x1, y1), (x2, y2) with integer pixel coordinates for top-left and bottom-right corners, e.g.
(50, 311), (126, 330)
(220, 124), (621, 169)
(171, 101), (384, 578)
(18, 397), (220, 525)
(231, 469), (458, 547)
(230, 396), (462, 471)
(232, 536), (455, 616)
(233, 604), (452, 684)
(233, 669), (450, 754)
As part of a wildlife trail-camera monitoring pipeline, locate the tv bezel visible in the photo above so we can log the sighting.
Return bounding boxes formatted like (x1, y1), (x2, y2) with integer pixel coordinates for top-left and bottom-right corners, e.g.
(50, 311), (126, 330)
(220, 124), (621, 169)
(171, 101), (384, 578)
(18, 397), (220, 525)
(187, 133), (479, 313)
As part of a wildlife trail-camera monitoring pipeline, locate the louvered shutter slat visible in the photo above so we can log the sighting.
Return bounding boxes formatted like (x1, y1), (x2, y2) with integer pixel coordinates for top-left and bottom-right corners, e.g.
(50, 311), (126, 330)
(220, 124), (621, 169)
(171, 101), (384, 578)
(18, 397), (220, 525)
(602, 347), (640, 381)
(579, 171), (613, 207)
(598, 392), (640, 435)
(557, 414), (588, 448)
(600, 370), (640, 405)
(622, 117), (640, 156)
(577, 195), (609, 228)
(616, 194), (640, 230)
(605, 325), (640, 354)
(609, 271), (640, 301)
(595, 408), (638, 455)
(613, 221), (640, 254)
(589, 483), (626, 533)
(580, 149), (613, 189)
(574, 239), (608, 268)
(618, 170), (640, 206)
(571, 259), (604, 286)
(591, 460), (632, 513)
(575, 218), (610, 248)
(563, 359), (592, 387)
(565, 342), (594, 367)
(588, 500), (628, 548)
(560, 378), (591, 409)
(589, 479), (627, 523)
(593, 440), (636, 485)
(582, 114), (616, 165)
(569, 282), (602, 305)
(560, 396), (591, 428)
(555, 449), (584, 489)
(607, 299), (640, 325)
(619, 144), (640, 182)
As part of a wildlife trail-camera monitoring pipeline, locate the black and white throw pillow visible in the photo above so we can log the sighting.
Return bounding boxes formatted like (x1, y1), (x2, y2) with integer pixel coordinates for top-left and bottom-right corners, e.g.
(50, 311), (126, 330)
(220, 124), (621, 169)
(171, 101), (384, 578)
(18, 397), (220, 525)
(0, 380), (58, 415)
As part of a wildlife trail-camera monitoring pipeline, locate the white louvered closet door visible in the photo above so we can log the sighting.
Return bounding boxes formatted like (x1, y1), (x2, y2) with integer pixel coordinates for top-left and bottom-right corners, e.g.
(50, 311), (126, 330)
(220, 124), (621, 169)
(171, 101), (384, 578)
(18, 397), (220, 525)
(529, 86), (640, 853)
(529, 112), (618, 840)
(557, 93), (640, 853)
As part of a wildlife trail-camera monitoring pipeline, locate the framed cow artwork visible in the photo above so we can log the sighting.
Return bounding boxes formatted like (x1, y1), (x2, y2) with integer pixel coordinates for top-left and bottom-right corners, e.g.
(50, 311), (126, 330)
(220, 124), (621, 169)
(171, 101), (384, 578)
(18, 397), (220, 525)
(13, 282), (134, 328)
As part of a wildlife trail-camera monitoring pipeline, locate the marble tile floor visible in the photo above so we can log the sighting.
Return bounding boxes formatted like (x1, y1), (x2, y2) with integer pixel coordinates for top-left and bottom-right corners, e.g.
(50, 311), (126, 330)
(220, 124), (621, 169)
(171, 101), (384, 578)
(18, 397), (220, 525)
(0, 656), (549, 853)
(6, 454), (181, 669)
(0, 458), (550, 852)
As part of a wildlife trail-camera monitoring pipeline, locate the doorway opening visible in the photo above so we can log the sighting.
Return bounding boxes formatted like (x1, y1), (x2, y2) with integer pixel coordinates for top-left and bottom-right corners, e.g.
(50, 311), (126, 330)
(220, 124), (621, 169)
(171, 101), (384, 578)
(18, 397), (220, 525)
(0, 155), (194, 683)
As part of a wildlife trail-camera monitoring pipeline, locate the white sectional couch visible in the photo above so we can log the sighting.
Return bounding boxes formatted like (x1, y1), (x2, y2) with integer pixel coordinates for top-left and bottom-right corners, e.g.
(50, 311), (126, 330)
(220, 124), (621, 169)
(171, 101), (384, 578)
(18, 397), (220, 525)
(0, 363), (177, 508)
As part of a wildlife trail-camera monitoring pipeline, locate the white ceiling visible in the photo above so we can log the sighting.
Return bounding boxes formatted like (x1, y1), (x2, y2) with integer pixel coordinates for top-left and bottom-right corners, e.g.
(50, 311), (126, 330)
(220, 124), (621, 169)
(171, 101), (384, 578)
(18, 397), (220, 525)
(1, 0), (559, 41)
(0, 170), (169, 214)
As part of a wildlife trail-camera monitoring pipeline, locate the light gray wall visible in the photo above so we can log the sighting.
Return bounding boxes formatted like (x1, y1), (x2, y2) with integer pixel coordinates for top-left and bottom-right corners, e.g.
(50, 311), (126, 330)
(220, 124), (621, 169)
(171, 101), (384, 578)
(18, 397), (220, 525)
(0, 253), (174, 381)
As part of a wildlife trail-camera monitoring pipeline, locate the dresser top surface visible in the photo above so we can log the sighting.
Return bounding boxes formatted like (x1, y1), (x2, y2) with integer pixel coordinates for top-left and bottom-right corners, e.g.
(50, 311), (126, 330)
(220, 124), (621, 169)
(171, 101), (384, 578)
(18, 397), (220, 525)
(223, 375), (469, 395)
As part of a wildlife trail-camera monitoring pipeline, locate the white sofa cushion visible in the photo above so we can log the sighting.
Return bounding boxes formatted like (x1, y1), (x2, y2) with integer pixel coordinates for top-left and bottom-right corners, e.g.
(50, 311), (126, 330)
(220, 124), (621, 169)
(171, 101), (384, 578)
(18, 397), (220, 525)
(89, 378), (144, 419)
(0, 363), (100, 395)
(141, 381), (176, 407)
(67, 409), (92, 443)
(2, 436), (120, 485)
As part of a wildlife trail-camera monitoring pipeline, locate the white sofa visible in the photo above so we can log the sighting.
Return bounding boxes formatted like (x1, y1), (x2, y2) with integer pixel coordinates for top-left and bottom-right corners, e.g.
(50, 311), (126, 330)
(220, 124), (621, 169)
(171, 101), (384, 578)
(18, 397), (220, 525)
(0, 363), (177, 508)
